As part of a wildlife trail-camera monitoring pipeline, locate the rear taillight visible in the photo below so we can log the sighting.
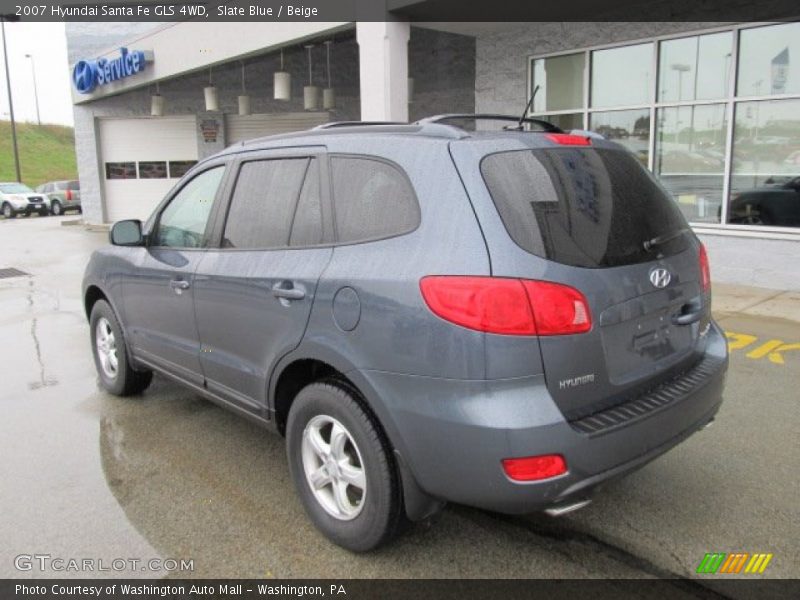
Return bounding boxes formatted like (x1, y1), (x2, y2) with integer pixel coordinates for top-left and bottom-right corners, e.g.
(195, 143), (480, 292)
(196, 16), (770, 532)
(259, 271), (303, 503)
(699, 243), (711, 292)
(66, 189), (73, 201)
(419, 276), (591, 336)
(502, 454), (567, 481)
(521, 280), (592, 335)
(545, 133), (591, 146)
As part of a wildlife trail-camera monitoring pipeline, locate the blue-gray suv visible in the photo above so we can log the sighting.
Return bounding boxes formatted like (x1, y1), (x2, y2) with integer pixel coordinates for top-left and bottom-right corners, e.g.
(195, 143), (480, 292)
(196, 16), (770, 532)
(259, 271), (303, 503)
(83, 116), (728, 551)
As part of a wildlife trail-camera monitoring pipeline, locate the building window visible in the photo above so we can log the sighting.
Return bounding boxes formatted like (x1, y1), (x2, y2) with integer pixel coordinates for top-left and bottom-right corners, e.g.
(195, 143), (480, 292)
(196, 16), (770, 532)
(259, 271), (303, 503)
(590, 109), (651, 166)
(531, 53), (585, 113)
(169, 161), (198, 178)
(655, 104), (728, 224)
(729, 98), (800, 227)
(528, 23), (800, 233)
(105, 162), (136, 179)
(738, 22), (800, 97)
(658, 32), (732, 102)
(138, 161), (168, 179)
(590, 43), (653, 108)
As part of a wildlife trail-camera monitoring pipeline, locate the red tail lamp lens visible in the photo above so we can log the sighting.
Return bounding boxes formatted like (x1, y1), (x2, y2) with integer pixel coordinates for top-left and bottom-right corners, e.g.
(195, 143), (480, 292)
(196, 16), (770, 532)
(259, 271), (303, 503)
(419, 276), (592, 336)
(502, 454), (568, 481)
(545, 133), (592, 146)
(699, 243), (711, 292)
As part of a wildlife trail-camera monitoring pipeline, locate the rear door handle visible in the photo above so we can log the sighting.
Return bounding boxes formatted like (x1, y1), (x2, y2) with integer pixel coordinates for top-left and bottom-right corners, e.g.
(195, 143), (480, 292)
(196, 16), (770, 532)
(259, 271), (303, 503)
(272, 282), (305, 303)
(170, 279), (191, 291)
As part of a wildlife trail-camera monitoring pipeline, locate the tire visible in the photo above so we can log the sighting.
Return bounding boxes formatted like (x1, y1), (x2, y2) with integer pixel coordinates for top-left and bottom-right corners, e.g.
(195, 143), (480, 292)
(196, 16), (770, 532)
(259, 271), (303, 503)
(77, 206), (83, 214)
(50, 200), (62, 216)
(286, 381), (403, 552)
(38, 209), (48, 217)
(90, 299), (153, 396)
(3, 203), (15, 219)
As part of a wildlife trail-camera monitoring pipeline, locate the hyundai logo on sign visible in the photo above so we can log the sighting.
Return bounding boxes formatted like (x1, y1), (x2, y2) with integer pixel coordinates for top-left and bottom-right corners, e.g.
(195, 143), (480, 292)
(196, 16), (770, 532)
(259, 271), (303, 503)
(72, 47), (149, 94)
(649, 267), (672, 289)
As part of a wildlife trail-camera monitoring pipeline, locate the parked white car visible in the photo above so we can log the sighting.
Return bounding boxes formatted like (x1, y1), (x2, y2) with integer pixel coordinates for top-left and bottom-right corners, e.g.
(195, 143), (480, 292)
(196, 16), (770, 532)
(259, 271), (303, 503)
(0, 182), (50, 218)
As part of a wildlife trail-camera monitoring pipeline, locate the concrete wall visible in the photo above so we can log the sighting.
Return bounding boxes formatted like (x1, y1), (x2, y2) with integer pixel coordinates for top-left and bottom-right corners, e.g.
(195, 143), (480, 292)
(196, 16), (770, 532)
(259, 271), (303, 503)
(474, 21), (800, 291)
(409, 27), (475, 122)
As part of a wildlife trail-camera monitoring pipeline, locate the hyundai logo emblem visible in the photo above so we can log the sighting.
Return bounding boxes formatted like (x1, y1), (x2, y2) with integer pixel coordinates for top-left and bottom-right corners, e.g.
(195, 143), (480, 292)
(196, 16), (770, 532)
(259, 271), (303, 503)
(72, 60), (98, 94)
(649, 267), (672, 289)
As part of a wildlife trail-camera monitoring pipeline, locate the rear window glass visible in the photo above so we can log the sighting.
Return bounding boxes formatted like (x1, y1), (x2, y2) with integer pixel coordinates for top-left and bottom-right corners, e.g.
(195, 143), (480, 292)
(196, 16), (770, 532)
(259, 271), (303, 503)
(67, 181), (80, 190)
(222, 158), (309, 249)
(331, 157), (420, 244)
(480, 148), (690, 268)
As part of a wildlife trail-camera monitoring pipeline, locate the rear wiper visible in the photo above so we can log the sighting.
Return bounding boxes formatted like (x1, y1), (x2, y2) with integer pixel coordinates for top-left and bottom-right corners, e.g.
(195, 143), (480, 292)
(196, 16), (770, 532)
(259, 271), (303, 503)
(643, 228), (689, 252)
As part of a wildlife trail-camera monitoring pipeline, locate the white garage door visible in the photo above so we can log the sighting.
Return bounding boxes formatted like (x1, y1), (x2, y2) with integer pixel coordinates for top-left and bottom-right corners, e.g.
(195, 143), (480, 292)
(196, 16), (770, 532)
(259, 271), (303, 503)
(99, 117), (197, 223)
(225, 112), (329, 145)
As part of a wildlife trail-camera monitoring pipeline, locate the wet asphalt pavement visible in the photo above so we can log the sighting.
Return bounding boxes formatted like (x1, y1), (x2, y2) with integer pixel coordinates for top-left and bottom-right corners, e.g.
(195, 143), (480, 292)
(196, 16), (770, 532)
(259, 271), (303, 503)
(1, 216), (798, 584)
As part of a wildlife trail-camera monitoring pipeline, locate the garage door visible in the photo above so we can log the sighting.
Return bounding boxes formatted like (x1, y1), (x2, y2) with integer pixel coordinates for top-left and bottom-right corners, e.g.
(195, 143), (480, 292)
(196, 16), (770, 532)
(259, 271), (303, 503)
(99, 117), (197, 223)
(225, 112), (329, 145)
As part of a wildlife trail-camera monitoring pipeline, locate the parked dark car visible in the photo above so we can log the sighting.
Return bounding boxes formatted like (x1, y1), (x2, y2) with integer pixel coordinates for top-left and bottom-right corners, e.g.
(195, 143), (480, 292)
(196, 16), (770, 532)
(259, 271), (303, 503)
(729, 176), (800, 226)
(83, 116), (727, 551)
(36, 179), (82, 215)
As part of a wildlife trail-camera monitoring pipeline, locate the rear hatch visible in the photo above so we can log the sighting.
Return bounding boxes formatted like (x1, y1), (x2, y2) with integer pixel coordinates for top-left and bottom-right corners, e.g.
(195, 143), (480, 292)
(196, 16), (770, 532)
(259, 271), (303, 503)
(452, 137), (711, 420)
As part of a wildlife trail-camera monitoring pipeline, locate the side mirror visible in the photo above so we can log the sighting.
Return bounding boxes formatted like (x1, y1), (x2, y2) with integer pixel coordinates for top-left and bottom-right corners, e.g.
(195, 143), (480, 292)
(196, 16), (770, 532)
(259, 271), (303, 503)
(110, 219), (144, 246)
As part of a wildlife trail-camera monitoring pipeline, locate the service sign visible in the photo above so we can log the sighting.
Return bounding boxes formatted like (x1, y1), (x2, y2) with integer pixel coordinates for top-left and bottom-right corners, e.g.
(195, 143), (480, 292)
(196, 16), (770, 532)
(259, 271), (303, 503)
(72, 47), (150, 94)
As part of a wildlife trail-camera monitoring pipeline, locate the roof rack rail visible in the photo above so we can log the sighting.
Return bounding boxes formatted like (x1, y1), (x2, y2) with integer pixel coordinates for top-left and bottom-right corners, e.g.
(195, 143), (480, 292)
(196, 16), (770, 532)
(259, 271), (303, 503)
(312, 121), (406, 130)
(415, 114), (563, 133)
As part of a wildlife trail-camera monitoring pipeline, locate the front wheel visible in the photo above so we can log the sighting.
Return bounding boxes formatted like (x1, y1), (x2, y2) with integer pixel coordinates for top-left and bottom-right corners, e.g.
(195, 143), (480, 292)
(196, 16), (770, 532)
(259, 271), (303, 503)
(286, 382), (403, 552)
(90, 299), (152, 396)
(50, 200), (63, 216)
(2, 203), (15, 218)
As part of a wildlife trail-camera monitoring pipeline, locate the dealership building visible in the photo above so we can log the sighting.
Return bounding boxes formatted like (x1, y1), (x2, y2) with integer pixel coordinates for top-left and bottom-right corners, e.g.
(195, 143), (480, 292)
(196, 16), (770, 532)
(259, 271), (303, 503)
(66, 13), (800, 289)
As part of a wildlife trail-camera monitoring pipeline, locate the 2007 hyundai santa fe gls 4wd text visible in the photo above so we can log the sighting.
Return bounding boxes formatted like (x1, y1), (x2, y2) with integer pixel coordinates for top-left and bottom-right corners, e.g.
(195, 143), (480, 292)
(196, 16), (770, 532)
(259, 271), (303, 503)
(83, 115), (728, 551)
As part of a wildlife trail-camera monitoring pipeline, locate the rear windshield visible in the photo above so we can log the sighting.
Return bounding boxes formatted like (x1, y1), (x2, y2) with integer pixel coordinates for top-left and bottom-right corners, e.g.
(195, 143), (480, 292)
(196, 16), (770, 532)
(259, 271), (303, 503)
(67, 181), (80, 190)
(480, 148), (690, 268)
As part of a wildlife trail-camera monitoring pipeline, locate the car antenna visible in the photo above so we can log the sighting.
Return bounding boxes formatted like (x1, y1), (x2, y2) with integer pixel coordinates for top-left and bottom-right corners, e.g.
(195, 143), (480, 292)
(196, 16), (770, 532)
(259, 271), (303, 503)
(511, 85), (540, 131)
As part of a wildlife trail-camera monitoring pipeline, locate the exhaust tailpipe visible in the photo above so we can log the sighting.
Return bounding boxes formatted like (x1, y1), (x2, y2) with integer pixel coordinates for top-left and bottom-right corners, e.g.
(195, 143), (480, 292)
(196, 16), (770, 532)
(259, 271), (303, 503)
(544, 498), (592, 517)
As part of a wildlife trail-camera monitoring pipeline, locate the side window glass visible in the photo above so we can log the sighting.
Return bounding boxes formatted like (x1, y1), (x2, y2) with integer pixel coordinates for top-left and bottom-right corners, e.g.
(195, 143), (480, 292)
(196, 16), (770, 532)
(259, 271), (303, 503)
(222, 158), (308, 249)
(289, 159), (324, 246)
(331, 157), (420, 243)
(153, 166), (224, 248)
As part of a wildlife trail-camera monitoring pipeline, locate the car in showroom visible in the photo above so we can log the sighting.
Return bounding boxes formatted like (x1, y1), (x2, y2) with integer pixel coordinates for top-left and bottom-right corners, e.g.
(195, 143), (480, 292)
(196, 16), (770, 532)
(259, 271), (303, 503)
(729, 175), (800, 226)
(35, 180), (82, 216)
(0, 182), (49, 218)
(82, 116), (728, 552)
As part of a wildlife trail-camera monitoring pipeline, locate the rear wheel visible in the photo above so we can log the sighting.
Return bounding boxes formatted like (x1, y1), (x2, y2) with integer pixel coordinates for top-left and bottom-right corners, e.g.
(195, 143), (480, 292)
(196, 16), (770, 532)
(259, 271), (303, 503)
(3, 203), (15, 218)
(90, 299), (152, 396)
(286, 382), (403, 551)
(50, 200), (63, 216)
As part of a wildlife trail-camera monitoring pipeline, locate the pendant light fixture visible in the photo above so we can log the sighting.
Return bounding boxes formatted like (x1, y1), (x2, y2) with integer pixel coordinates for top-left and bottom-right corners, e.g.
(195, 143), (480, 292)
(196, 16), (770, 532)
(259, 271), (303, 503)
(303, 44), (320, 111)
(274, 49), (291, 101)
(151, 81), (164, 116)
(323, 40), (335, 110)
(238, 61), (251, 116)
(204, 67), (219, 111)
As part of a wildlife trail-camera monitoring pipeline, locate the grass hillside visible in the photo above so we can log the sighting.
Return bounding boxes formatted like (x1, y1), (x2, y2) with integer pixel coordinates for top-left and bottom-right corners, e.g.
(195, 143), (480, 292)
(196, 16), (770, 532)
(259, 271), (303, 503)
(0, 121), (77, 188)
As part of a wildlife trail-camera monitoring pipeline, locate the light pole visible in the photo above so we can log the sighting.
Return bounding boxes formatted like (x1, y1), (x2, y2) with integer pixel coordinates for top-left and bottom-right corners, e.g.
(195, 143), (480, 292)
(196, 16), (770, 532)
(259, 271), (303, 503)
(1, 14), (21, 182)
(25, 53), (40, 125)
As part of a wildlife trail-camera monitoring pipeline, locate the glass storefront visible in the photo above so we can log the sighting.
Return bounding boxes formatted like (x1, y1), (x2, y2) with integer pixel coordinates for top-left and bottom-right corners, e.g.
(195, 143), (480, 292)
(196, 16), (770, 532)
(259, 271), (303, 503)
(529, 22), (800, 231)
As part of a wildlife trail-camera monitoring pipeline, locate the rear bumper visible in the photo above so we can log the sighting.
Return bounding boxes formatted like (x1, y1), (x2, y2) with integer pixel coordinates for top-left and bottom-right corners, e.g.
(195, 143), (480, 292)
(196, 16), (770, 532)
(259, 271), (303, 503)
(358, 321), (727, 515)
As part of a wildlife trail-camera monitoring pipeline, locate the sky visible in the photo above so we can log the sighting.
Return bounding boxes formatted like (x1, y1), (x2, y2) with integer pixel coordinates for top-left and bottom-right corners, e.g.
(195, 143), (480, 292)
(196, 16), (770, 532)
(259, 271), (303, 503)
(0, 22), (74, 126)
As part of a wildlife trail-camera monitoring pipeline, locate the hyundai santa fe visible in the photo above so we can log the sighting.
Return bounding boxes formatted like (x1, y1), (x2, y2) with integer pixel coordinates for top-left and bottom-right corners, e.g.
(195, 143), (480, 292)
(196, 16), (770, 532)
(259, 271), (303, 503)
(83, 115), (728, 551)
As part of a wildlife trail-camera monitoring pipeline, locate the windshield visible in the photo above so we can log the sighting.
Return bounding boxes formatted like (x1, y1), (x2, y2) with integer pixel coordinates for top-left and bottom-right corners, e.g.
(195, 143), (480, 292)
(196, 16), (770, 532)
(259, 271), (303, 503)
(481, 147), (690, 268)
(0, 183), (33, 194)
